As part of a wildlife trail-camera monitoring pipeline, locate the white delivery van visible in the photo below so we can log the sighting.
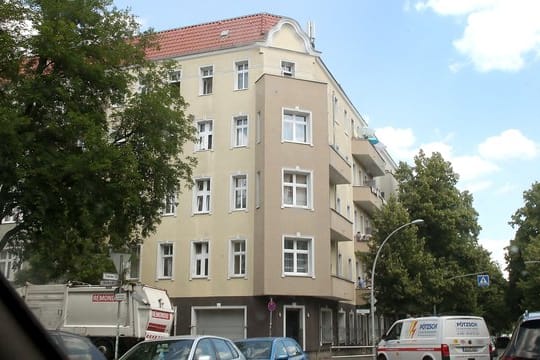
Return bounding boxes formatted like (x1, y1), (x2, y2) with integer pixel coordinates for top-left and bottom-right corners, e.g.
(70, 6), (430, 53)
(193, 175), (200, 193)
(377, 315), (492, 360)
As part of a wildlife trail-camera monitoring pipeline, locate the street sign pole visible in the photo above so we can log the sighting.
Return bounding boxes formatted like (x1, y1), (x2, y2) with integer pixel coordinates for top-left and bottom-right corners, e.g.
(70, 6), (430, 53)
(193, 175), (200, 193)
(114, 254), (124, 360)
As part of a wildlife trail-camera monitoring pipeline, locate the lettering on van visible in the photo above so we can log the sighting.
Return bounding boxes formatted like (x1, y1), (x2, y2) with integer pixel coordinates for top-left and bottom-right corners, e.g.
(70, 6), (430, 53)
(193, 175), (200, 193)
(456, 321), (478, 328)
(454, 320), (481, 336)
(407, 320), (438, 338)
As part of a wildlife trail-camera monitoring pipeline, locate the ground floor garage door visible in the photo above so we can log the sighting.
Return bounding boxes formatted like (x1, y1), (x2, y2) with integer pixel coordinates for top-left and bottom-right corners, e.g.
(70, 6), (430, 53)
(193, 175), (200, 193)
(194, 308), (245, 340)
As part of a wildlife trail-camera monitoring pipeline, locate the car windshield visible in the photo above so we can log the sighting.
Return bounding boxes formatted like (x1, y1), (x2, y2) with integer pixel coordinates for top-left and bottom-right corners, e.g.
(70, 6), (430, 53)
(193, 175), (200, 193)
(513, 319), (540, 358)
(120, 339), (194, 360)
(235, 341), (273, 360)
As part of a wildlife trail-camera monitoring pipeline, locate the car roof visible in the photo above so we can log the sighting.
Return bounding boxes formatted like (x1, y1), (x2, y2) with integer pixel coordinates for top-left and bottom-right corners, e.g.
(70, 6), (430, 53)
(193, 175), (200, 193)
(139, 335), (232, 343)
(521, 310), (540, 321)
(235, 337), (295, 342)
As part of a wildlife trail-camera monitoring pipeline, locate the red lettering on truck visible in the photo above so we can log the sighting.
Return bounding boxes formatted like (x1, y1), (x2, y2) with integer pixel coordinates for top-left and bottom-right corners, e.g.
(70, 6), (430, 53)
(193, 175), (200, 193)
(92, 294), (116, 302)
(152, 310), (171, 320)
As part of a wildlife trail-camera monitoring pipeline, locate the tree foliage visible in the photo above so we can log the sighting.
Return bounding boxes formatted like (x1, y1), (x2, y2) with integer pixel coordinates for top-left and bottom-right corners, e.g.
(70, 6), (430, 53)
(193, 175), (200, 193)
(0, 0), (196, 283)
(506, 182), (540, 315)
(368, 151), (510, 332)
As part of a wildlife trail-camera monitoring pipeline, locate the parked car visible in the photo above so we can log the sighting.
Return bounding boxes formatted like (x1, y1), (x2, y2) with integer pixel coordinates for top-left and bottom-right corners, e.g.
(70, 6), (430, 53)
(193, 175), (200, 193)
(234, 337), (306, 360)
(49, 330), (107, 360)
(500, 310), (540, 360)
(119, 335), (245, 360)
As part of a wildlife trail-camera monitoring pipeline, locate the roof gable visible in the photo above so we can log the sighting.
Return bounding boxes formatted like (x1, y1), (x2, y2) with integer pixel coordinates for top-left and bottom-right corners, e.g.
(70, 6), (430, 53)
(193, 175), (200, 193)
(146, 13), (283, 60)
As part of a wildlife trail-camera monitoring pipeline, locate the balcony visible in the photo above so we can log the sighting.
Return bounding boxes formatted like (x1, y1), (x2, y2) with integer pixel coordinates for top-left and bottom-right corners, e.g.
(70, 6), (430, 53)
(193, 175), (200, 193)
(355, 287), (370, 306)
(351, 138), (385, 177)
(329, 145), (352, 184)
(353, 186), (384, 216)
(354, 233), (371, 253)
(330, 208), (353, 242)
(331, 275), (355, 301)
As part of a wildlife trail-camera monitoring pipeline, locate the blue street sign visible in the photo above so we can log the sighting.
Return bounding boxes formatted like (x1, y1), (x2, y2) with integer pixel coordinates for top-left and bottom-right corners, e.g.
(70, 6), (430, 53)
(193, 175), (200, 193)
(477, 274), (489, 287)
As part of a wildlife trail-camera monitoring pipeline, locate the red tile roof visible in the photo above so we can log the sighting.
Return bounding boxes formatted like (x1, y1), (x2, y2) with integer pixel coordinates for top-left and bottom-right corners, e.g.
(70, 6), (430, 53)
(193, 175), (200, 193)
(146, 13), (283, 60)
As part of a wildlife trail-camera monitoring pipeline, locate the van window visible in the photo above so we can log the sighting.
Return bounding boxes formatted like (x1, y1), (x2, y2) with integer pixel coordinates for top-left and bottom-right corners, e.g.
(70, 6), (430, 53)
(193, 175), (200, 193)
(385, 322), (403, 341)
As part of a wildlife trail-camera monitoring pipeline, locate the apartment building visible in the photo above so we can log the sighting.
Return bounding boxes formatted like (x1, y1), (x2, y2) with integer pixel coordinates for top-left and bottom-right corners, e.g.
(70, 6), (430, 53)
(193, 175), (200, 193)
(0, 12), (397, 354)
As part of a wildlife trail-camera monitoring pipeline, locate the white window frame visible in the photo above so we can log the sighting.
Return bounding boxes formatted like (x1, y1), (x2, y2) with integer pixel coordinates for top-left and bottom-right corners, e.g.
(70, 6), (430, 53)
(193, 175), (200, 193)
(168, 69), (181, 87)
(200, 65), (213, 95)
(232, 115), (248, 148)
(320, 308), (333, 345)
(191, 240), (210, 279)
(157, 242), (174, 280)
(282, 168), (313, 209)
(195, 120), (213, 151)
(0, 248), (19, 281)
(162, 192), (177, 216)
(282, 108), (312, 144)
(282, 235), (313, 277)
(231, 174), (248, 211)
(229, 239), (246, 278)
(281, 60), (295, 77)
(235, 60), (248, 90)
(193, 178), (211, 214)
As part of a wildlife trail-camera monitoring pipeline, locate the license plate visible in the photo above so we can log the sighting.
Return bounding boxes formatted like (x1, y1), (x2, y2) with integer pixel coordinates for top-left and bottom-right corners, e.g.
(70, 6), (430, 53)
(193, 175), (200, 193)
(462, 347), (477, 352)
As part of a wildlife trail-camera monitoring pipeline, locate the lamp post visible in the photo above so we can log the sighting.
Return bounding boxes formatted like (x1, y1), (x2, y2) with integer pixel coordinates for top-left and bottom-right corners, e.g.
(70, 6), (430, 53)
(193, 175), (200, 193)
(370, 219), (424, 358)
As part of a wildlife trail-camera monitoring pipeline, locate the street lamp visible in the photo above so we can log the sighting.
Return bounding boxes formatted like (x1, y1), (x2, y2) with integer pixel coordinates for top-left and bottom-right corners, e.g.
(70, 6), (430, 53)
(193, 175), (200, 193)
(370, 219), (424, 358)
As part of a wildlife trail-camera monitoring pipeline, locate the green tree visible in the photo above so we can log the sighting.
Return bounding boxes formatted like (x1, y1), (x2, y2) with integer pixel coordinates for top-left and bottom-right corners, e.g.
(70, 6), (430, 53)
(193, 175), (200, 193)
(369, 196), (442, 316)
(0, 0), (196, 284)
(507, 182), (540, 315)
(371, 150), (509, 330)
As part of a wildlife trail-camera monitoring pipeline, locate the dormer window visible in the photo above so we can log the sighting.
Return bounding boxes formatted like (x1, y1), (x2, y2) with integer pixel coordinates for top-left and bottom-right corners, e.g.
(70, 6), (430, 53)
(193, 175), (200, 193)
(281, 61), (295, 77)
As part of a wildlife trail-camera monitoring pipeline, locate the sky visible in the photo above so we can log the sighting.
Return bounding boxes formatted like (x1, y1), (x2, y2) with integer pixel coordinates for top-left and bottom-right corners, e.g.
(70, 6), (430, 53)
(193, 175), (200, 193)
(113, 0), (540, 274)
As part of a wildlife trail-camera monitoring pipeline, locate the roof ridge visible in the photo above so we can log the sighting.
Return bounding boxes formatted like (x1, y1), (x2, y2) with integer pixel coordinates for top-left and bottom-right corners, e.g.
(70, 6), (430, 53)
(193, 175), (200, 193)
(153, 13), (283, 35)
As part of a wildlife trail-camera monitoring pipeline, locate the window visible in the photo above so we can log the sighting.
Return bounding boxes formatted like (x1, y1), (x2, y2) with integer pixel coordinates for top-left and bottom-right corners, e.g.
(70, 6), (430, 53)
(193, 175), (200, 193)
(0, 249), (19, 281)
(282, 169), (311, 208)
(158, 243), (174, 279)
(231, 174), (247, 210)
(235, 61), (248, 90)
(196, 120), (213, 151)
(162, 192), (176, 216)
(194, 178), (211, 214)
(233, 115), (248, 147)
(256, 111), (261, 144)
(230, 239), (246, 277)
(255, 171), (261, 208)
(191, 241), (209, 278)
(283, 236), (312, 276)
(338, 311), (346, 344)
(281, 61), (295, 77)
(349, 311), (355, 344)
(282, 109), (311, 144)
(320, 309), (333, 344)
(200, 66), (213, 95)
(168, 69), (181, 91)
(126, 245), (141, 280)
(212, 338), (237, 360)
